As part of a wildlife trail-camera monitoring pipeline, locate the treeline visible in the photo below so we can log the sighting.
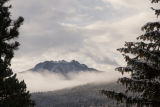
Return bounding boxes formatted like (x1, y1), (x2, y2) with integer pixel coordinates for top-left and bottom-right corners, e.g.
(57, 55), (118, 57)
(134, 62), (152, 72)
(31, 82), (126, 107)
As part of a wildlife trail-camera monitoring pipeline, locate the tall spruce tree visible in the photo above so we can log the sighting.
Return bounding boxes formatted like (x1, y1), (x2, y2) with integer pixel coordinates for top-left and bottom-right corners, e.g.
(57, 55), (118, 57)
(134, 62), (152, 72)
(0, 0), (34, 106)
(102, 0), (160, 106)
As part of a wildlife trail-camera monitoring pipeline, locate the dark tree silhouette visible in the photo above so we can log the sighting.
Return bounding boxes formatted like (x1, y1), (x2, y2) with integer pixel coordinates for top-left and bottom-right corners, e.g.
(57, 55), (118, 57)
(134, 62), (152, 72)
(102, 0), (160, 106)
(0, 0), (34, 106)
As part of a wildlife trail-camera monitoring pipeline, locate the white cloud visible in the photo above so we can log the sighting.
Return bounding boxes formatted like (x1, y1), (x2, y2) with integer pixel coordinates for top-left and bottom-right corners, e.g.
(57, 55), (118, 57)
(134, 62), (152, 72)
(102, 0), (150, 10)
(10, 0), (157, 73)
(17, 70), (124, 92)
(95, 6), (104, 11)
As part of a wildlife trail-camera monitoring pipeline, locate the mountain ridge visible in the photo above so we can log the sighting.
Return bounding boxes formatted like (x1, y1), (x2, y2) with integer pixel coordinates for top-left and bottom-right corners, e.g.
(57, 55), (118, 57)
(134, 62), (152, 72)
(30, 60), (98, 73)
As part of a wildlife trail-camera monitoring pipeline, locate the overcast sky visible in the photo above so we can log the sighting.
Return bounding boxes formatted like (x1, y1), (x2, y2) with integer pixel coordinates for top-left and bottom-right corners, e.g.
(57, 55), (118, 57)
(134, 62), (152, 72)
(10, 0), (157, 72)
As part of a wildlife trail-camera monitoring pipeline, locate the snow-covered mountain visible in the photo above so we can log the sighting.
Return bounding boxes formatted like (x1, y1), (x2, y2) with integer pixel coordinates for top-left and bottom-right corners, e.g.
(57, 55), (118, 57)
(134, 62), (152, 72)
(30, 60), (98, 73)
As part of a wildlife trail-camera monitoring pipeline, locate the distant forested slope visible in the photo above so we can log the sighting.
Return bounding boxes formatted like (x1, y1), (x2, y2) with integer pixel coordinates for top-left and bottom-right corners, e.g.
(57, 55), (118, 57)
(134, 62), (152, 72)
(32, 82), (126, 107)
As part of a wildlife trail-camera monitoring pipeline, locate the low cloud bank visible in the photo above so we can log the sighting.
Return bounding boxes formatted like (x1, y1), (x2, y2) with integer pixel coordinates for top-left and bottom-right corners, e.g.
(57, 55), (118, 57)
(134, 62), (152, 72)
(17, 70), (123, 92)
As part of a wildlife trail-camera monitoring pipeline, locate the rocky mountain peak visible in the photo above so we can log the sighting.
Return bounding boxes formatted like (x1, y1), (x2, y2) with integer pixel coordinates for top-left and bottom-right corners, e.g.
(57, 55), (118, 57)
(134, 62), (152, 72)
(31, 60), (97, 73)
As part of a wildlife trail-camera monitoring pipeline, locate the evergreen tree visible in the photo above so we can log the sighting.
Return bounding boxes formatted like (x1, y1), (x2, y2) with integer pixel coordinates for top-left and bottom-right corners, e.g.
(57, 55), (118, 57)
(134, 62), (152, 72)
(0, 0), (34, 106)
(102, 0), (160, 106)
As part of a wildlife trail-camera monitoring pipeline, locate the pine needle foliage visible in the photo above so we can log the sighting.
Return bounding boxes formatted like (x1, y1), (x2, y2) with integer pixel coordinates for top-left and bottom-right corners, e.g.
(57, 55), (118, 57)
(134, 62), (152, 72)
(0, 0), (34, 106)
(102, 0), (160, 106)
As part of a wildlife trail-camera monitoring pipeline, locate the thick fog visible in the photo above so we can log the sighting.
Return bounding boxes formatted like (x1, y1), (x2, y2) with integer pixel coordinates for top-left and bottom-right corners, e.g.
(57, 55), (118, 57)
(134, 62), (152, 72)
(17, 70), (125, 92)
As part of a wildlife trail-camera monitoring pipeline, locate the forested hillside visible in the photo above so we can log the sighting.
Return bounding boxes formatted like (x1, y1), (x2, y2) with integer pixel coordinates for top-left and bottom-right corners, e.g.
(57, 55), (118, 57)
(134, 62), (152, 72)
(32, 82), (126, 107)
